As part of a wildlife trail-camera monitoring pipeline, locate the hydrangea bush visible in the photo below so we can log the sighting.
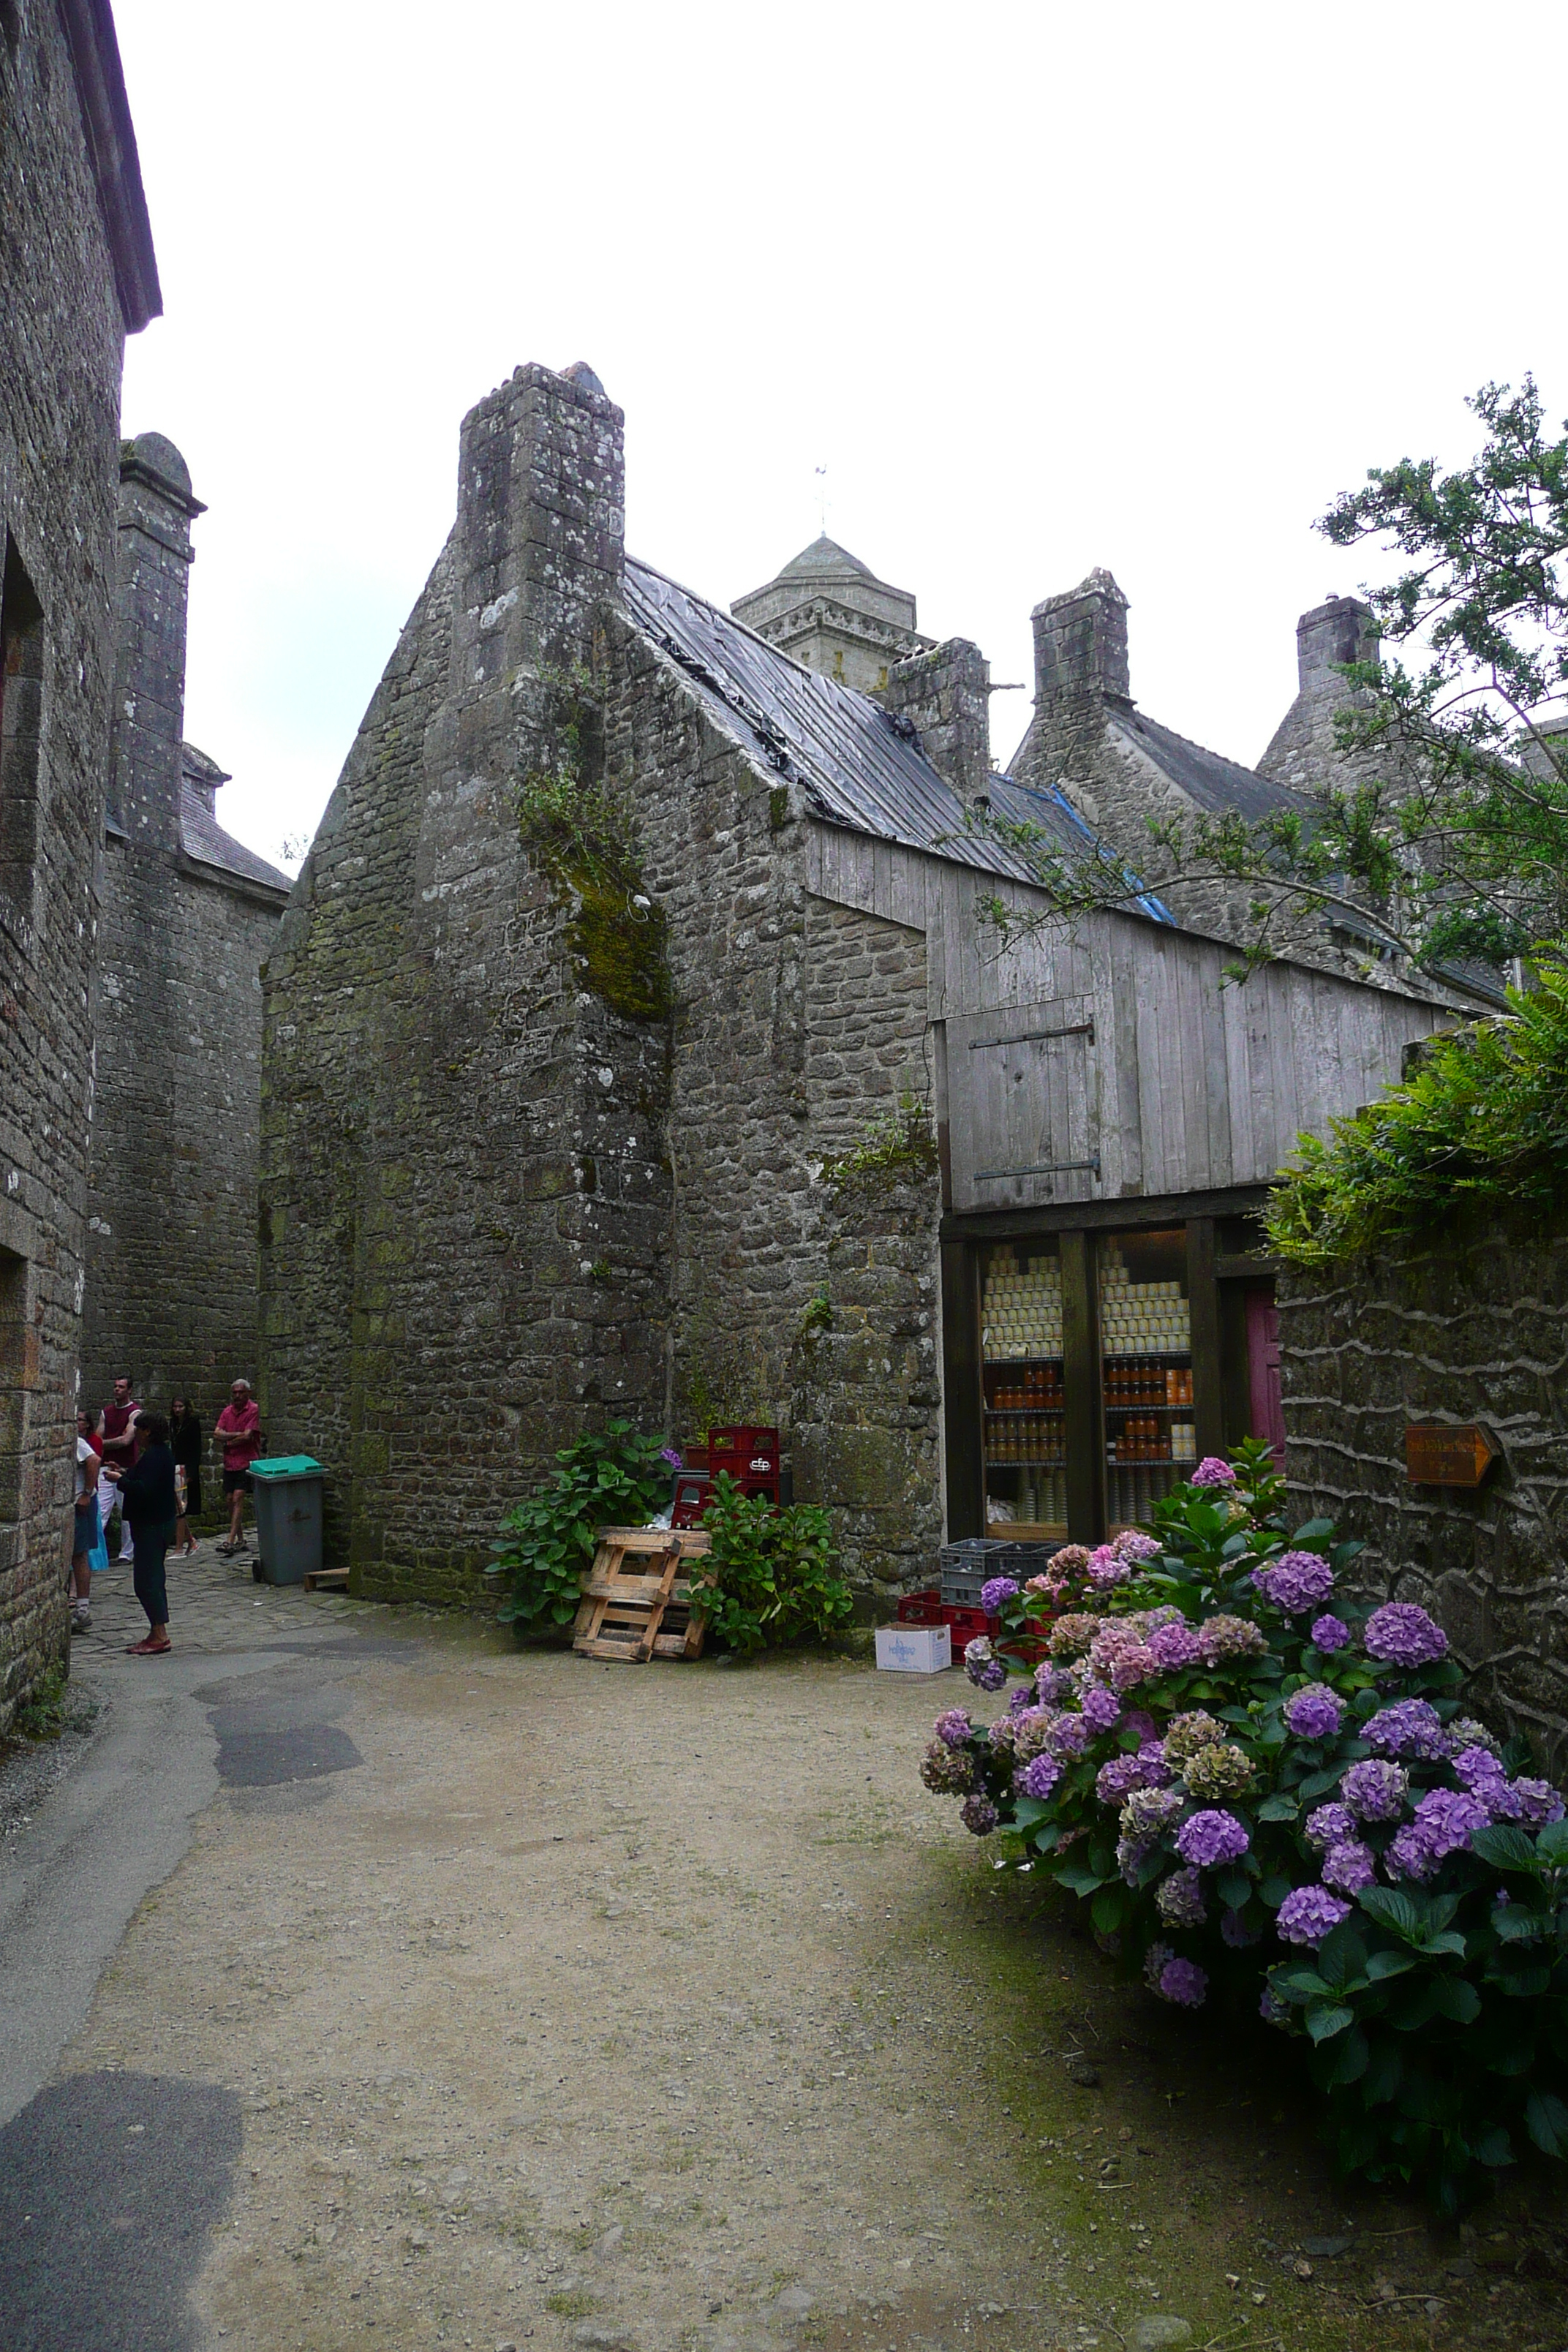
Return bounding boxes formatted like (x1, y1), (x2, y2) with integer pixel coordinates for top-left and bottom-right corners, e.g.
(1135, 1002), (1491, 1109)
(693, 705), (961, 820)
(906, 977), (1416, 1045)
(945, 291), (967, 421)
(921, 1439), (1568, 2209)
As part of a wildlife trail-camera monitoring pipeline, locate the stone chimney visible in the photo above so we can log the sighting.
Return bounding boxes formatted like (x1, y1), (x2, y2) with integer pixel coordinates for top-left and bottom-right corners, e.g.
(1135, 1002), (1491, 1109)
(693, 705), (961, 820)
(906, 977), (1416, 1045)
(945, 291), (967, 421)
(109, 431), (204, 851)
(1031, 568), (1131, 706)
(451, 359), (625, 697)
(1293, 594), (1378, 699)
(883, 638), (990, 802)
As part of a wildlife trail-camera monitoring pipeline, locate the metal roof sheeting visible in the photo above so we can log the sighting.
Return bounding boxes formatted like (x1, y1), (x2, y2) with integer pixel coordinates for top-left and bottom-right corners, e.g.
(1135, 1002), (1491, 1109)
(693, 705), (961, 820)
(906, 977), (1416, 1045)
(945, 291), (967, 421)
(625, 557), (1167, 913)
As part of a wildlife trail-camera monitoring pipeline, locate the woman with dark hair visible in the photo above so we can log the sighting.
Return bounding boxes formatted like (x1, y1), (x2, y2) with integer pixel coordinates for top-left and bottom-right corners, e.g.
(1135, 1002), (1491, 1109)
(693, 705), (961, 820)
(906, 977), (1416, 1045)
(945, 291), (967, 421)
(105, 1411), (178, 1656)
(170, 1396), (202, 1555)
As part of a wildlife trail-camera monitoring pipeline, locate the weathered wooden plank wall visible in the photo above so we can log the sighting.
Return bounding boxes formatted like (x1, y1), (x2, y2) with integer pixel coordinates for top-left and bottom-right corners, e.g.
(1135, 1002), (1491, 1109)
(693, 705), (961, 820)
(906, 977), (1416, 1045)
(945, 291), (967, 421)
(805, 823), (1452, 1213)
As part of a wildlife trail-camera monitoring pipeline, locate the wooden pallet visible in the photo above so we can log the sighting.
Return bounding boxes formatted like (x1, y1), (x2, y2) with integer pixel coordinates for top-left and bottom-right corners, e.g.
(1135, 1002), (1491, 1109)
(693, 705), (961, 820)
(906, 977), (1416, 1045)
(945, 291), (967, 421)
(304, 1566), (351, 1592)
(573, 1527), (711, 1662)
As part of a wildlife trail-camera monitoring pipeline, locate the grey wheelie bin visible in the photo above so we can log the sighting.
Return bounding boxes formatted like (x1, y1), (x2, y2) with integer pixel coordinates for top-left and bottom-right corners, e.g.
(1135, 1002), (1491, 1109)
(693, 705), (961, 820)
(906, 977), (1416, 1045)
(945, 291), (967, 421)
(249, 1455), (325, 1585)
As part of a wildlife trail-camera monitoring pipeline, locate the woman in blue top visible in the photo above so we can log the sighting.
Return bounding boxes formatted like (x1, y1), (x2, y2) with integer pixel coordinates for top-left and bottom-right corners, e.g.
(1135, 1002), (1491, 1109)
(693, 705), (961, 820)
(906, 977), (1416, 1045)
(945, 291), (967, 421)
(105, 1411), (178, 1655)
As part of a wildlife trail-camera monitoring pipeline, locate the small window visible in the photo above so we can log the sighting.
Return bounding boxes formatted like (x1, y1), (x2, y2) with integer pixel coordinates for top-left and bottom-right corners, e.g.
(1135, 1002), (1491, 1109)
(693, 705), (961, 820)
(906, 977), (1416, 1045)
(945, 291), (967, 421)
(0, 534), (45, 919)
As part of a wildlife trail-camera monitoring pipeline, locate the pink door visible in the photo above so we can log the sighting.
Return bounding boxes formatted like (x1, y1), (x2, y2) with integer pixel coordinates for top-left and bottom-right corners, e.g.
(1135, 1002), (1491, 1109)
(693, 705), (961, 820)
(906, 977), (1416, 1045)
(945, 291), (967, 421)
(1246, 1285), (1286, 1466)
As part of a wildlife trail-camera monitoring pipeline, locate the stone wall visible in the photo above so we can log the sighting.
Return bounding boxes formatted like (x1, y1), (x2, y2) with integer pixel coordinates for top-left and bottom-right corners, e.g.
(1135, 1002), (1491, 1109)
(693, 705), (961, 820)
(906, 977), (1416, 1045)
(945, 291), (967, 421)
(261, 363), (949, 1611)
(1281, 1231), (1568, 1768)
(82, 439), (287, 1446)
(0, 1), (133, 1725)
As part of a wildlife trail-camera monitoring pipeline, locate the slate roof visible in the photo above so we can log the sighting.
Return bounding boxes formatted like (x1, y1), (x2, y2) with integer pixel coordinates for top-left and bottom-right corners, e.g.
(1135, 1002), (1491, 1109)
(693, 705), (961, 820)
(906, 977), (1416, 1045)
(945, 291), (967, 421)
(1110, 706), (1305, 823)
(772, 534), (878, 587)
(626, 556), (1169, 919)
(179, 785), (290, 896)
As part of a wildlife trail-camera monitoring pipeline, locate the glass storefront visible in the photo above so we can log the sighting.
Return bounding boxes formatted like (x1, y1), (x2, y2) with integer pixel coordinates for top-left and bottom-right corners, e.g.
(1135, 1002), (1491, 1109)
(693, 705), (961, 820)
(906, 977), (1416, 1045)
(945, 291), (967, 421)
(1098, 1226), (1194, 1532)
(979, 1237), (1067, 1539)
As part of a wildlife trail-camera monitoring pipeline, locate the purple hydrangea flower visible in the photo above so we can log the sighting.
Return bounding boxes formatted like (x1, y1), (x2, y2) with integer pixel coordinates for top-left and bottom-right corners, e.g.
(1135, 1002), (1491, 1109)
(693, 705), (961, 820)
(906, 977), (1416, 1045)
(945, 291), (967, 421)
(1322, 1839), (1377, 1896)
(1305, 1801), (1357, 1850)
(660, 1446), (683, 1469)
(1362, 1699), (1450, 1760)
(1045, 1713), (1093, 1761)
(1285, 1682), (1346, 1740)
(1221, 1907), (1260, 1948)
(1156, 1866), (1207, 1927)
(1114, 1529), (1163, 1564)
(934, 1708), (973, 1748)
(1007, 1683), (1037, 1717)
(987, 1715), (1019, 1755)
(1386, 1787), (1492, 1881)
(1014, 1753), (1062, 1801)
(1085, 1545), (1134, 1589)
(1252, 1551), (1335, 1615)
(1311, 1614), (1352, 1652)
(1191, 1457), (1237, 1488)
(1259, 1984), (1288, 2023)
(1155, 1955), (1208, 2008)
(1364, 1600), (1449, 1668)
(1175, 1809), (1251, 1868)
(1079, 1683), (1122, 1734)
(1341, 1757), (1410, 1821)
(1033, 1665), (1074, 1706)
(1512, 1778), (1566, 1825)
(1196, 1615), (1267, 1664)
(960, 1793), (1000, 1836)
(1276, 1884), (1353, 1946)
(1096, 1748), (1171, 1806)
(1448, 1716), (1500, 1755)
(1115, 1786), (1186, 1882)
(1147, 1620), (1205, 1672)
(1122, 1708), (1160, 1746)
(981, 1576), (1021, 1614)
(964, 1637), (1007, 1695)
(920, 1740), (976, 1795)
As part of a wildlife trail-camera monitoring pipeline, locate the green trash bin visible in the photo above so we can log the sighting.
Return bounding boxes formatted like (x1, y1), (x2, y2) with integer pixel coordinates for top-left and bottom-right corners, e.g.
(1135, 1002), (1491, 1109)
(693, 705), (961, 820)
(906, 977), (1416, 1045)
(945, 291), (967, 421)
(249, 1455), (326, 1586)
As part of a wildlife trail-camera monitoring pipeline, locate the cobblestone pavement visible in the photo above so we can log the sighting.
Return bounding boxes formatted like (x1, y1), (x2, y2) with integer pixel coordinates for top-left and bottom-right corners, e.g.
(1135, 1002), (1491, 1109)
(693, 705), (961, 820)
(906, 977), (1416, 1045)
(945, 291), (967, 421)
(4, 1556), (1561, 2352)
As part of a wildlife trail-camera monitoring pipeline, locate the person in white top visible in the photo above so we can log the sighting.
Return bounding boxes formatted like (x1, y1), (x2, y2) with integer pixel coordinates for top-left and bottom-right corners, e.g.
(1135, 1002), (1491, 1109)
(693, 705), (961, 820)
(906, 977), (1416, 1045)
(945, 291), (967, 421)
(71, 1411), (102, 1632)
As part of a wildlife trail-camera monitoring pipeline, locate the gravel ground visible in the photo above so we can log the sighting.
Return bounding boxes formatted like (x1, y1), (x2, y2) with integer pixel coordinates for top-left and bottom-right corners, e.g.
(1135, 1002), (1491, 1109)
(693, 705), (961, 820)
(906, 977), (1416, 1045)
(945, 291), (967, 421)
(12, 1553), (1568, 2352)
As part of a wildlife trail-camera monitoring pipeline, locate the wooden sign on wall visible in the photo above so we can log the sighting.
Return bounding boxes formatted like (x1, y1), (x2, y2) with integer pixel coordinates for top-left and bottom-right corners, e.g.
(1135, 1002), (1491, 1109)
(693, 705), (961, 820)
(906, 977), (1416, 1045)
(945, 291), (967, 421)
(1405, 1424), (1499, 1488)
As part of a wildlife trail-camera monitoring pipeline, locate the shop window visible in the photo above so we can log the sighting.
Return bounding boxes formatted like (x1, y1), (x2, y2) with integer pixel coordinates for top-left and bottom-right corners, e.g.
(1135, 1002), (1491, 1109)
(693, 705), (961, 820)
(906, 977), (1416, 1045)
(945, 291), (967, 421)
(1098, 1227), (1193, 1533)
(0, 535), (45, 918)
(979, 1237), (1066, 1537)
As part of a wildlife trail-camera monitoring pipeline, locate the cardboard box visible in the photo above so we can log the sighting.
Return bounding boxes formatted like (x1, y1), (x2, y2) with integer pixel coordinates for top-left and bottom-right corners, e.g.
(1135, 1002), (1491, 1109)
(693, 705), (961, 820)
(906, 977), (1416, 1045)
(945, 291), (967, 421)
(874, 1622), (952, 1674)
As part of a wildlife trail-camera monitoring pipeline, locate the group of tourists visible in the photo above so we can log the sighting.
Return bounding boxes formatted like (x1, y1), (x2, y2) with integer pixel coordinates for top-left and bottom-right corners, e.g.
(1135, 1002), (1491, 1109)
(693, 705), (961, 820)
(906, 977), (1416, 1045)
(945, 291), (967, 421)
(69, 1376), (265, 1655)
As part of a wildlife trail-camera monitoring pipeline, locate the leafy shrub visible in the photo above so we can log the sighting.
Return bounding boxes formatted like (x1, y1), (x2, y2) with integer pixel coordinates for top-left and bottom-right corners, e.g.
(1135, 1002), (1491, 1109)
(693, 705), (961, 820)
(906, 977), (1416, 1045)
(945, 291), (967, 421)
(687, 1474), (854, 1654)
(922, 1439), (1568, 2209)
(821, 1093), (939, 1207)
(487, 1421), (676, 1637)
(1267, 952), (1568, 1262)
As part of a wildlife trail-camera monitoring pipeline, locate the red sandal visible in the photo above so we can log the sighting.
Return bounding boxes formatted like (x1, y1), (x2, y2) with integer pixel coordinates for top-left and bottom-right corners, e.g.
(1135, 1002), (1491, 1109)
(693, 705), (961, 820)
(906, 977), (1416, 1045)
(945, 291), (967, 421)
(126, 1636), (170, 1656)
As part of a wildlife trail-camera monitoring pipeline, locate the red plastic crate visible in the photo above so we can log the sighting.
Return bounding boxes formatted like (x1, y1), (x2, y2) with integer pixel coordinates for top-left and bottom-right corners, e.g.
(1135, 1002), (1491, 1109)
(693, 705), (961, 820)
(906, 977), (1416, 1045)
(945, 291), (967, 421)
(895, 1589), (998, 1654)
(708, 1425), (780, 1477)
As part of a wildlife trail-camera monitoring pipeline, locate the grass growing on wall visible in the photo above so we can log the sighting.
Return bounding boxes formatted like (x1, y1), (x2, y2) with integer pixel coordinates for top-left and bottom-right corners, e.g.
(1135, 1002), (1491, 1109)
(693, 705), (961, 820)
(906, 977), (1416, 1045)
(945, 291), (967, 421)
(1267, 949), (1568, 1263)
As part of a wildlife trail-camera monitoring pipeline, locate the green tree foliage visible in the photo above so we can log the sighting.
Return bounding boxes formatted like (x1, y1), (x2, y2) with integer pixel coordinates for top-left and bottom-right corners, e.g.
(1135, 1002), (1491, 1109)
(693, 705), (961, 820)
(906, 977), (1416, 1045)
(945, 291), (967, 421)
(1267, 952), (1568, 1260)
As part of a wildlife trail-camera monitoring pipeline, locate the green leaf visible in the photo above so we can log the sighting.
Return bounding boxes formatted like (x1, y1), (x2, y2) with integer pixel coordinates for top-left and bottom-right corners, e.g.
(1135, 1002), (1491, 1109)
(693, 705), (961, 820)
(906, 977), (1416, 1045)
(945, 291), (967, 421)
(1011, 1798), (1051, 1828)
(1299, 1764), (1349, 1802)
(1430, 1976), (1482, 2024)
(1307, 2002), (1356, 2043)
(1256, 1793), (1300, 1822)
(1359, 1888), (1425, 1944)
(1091, 1886), (1126, 1934)
(1473, 2127), (1514, 2168)
(1425, 1932), (1469, 1961)
(1320, 2025), (1370, 2086)
(1292, 1518), (1336, 1546)
(1317, 1923), (1368, 1986)
(1365, 1949), (1417, 1981)
(1537, 1820), (1568, 1864)
(1525, 2091), (1568, 2157)
(1216, 1872), (1252, 1910)
(1499, 1964), (1553, 1999)
(1276, 1970), (1332, 2004)
(1258, 1874), (1293, 1910)
(1492, 1904), (1548, 1943)
(1476, 1815), (1542, 1872)
(1056, 1866), (1109, 1897)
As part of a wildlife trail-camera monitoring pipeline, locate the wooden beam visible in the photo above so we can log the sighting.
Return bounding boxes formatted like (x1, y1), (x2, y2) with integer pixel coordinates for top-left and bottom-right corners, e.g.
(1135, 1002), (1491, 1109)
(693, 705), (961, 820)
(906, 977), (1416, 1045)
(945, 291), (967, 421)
(941, 1240), (982, 1541)
(1060, 1229), (1104, 1545)
(1186, 1217), (1224, 1462)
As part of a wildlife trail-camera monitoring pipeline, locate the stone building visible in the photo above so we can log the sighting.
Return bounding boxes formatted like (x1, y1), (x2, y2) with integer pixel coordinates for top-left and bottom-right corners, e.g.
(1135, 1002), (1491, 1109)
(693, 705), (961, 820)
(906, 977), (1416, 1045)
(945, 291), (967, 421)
(732, 535), (932, 693)
(260, 360), (1471, 1611)
(81, 434), (289, 1427)
(0, 0), (159, 1727)
(1005, 569), (1500, 1006)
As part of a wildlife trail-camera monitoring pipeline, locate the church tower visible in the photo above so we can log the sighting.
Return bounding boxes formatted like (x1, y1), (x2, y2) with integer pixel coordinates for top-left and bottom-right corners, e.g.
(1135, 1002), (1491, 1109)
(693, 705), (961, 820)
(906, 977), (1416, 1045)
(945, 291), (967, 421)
(731, 534), (931, 693)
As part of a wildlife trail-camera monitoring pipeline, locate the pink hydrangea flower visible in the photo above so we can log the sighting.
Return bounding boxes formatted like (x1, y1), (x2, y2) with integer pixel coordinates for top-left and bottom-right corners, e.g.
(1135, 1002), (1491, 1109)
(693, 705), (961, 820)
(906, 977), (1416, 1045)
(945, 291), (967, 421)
(1191, 1457), (1237, 1488)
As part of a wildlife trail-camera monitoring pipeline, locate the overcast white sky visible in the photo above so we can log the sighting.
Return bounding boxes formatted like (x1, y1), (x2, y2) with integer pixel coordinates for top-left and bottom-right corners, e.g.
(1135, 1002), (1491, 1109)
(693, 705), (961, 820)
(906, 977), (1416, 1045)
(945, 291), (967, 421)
(114, 1), (1568, 875)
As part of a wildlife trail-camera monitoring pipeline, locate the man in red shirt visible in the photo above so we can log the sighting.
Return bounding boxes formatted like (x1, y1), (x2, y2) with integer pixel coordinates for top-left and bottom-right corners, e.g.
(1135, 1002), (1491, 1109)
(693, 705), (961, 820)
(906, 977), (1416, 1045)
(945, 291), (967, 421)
(214, 1378), (264, 1556)
(99, 1375), (140, 1564)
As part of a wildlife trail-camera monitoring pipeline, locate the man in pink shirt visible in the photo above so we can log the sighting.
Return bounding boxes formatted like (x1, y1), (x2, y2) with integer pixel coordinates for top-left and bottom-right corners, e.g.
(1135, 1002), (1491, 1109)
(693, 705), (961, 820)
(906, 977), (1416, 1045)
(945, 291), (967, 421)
(214, 1377), (264, 1556)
